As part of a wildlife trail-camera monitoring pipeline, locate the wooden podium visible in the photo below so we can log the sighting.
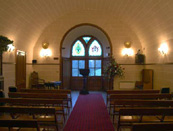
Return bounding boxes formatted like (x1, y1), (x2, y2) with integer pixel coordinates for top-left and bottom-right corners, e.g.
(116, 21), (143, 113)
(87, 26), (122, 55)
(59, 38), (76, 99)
(79, 69), (90, 95)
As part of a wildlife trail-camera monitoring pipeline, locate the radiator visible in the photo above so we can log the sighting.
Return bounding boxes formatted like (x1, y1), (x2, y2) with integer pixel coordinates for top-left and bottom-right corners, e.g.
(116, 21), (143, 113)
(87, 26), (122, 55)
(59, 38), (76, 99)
(119, 81), (135, 90)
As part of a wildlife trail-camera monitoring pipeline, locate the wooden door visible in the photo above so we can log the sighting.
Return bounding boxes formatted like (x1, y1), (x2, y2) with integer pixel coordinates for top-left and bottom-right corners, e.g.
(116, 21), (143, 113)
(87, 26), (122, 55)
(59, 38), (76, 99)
(71, 58), (103, 91)
(142, 69), (153, 89)
(62, 58), (71, 89)
(16, 50), (26, 89)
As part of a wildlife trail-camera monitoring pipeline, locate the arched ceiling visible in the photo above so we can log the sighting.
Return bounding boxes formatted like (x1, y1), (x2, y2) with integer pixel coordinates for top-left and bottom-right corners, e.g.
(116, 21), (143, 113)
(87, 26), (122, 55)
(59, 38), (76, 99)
(0, 0), (173, 62)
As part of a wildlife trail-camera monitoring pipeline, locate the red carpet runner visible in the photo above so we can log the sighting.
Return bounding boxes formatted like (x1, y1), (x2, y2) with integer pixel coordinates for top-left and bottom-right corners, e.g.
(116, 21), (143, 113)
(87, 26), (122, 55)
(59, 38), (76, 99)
(63, 94), (114, 131)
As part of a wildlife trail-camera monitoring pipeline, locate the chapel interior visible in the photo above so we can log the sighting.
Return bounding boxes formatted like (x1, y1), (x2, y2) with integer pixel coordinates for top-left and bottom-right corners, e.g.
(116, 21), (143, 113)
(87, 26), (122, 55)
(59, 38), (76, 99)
(0, 0), (173, 130)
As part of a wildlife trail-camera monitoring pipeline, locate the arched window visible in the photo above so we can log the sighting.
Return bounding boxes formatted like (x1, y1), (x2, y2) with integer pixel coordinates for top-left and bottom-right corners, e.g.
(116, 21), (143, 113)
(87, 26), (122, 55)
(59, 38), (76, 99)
(71, 36), (102, 77)
(72, 40), (85, 56)
(88, 40), (102, 56)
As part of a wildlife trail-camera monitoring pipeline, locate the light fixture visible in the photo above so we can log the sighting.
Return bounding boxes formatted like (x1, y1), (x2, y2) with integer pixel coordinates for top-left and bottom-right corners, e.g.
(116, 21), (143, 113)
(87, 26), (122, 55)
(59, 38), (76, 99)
(158, 43), (168, 55)
(40, 42), (52, 57)
(122, 42), (134, 56)
(7, 44), (15, 52)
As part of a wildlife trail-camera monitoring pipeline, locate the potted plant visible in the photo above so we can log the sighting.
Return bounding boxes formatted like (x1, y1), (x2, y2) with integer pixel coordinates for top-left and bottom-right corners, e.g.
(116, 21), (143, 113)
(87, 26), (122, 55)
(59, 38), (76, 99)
(0, 35), (13, 75)
(104, 57), (124, 90)
(0, 35), (13, 54)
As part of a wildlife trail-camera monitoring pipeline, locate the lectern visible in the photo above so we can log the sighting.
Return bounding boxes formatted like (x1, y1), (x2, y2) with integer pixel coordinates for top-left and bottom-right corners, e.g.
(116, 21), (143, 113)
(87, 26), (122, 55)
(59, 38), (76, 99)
(79, 69), (90, 95)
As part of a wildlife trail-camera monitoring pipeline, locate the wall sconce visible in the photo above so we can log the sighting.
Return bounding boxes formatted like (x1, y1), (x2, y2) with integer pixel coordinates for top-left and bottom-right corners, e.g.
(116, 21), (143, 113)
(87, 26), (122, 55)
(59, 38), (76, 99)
(158, 43), (168, 55)
(7, 44), (15, 52)
(40, 42), (52, 57)
(122, 42), (134, 56)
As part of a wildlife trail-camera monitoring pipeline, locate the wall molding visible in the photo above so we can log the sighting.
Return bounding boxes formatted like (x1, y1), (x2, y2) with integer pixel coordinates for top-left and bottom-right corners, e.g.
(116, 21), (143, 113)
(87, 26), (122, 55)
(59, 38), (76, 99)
(26, 63), (60, 65)
(3, 62), (16, 65)
(3, 62), (173, 66)
(120, 63), (173, 65)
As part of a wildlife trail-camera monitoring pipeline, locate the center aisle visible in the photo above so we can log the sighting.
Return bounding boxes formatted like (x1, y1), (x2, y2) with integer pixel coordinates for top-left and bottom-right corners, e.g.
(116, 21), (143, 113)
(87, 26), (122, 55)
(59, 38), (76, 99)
(63, 94), (114, 131)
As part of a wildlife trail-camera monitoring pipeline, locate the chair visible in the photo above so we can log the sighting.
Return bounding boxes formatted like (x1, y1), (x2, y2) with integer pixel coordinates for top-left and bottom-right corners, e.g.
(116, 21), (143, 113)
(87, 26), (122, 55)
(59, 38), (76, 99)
(161, 87), (170, 94)
(30, 71), (45, 89)
(135, 81), (143, 89)
(9, 86), (17, 92)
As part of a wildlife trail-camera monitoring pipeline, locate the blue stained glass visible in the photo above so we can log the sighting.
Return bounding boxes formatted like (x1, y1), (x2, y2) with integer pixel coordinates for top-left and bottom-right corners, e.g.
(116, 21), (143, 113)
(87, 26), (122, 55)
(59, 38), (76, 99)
(96, 60), (101, 68)
(89, 60), (94, 68)
(72, 69), (78, 76)
(72, 40), (85, 56)
(83, 37), (91, 44)
(72, 60), (78, 68)
(89, 69), (94, 76)
(79, 60), (85, 69)
(89, 40), (102, 56)
(95, 68), (101, 76)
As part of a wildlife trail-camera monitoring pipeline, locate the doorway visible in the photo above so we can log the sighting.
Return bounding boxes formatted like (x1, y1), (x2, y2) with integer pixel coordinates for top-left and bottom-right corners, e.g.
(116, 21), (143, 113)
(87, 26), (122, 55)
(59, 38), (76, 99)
(16, 50), (26, 89)
(61, 24), (111, 91)
(70, 36), (103, 90)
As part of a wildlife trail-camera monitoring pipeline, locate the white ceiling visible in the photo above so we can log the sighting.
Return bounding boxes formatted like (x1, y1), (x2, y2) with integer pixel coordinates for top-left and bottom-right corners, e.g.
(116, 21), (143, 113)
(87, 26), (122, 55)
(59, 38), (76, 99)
(0, 0), (173, 62)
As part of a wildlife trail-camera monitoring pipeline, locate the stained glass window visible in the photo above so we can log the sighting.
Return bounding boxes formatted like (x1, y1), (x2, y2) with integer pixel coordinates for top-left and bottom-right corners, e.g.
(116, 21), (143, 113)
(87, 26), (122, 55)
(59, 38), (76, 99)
(83, 37), (91, 44)
(72, 40), (85, 56)
(72, 60), (85, 77)
(88, 40), (102, 56)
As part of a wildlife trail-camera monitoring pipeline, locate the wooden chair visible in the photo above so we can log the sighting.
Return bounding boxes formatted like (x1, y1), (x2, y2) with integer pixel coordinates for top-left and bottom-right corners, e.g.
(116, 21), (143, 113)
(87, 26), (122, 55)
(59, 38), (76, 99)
(30, 71), (45, 89)
(0, 119), (40, 131)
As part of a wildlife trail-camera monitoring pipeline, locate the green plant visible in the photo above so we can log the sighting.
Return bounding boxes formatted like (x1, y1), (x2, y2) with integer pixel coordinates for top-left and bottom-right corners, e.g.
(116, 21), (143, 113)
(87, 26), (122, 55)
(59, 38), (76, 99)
(104, 57), (125, 79)
(0, 35), (13, 53)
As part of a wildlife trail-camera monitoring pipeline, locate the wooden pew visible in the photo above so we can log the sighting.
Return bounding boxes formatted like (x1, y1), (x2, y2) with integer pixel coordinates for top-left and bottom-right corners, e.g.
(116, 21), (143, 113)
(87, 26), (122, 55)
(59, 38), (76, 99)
(131, 123), (173, 131)
(0, 106), (58, 130)
(8, 92), (70, 114)
(0, 119), (40, 131)
(0, 98), (65, 122)
(107, 90), (160, 106)
(8, 92), (67, 99)
(117, 107), (173, 131)
(109, 94), (172, 114)
(112, 100), (173, 123)
(19, 88), (72, 107)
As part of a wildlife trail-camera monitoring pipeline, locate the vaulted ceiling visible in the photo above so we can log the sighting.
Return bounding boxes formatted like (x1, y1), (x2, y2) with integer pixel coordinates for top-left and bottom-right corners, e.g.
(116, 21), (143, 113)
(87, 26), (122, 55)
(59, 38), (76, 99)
(1, 0), (173, 62)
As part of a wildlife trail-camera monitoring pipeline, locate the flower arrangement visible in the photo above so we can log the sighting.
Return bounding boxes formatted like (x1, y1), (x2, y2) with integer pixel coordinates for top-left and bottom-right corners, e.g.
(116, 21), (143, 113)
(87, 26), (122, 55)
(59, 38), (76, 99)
(0, 35), (13, 54)
(104, 57), (125, 79)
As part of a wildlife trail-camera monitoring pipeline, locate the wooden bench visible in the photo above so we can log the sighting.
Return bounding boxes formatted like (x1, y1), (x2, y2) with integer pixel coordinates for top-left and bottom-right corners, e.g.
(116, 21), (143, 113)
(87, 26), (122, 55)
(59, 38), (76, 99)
(8, 92), (70, 115)
(107, 90), (160, 106)
(0, 119), (40, 131)
(131, 123), (173, 131)
(0, 98), (65, 122)
(109, 94), (172, 114)
(0, 106), (59, 130)
(117, 107), (173, 131)
(112, 100), (173, 123)
(19, 88), (72, 107)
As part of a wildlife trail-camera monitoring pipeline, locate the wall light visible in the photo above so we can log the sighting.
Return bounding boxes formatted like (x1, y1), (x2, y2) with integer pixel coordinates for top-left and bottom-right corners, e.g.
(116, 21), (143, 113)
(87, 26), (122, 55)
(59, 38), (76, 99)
(7, 44), (15, 52)
(158, 43), (168, 55)
(40, 42), (52, 57)
(122, 42), (134, 56)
